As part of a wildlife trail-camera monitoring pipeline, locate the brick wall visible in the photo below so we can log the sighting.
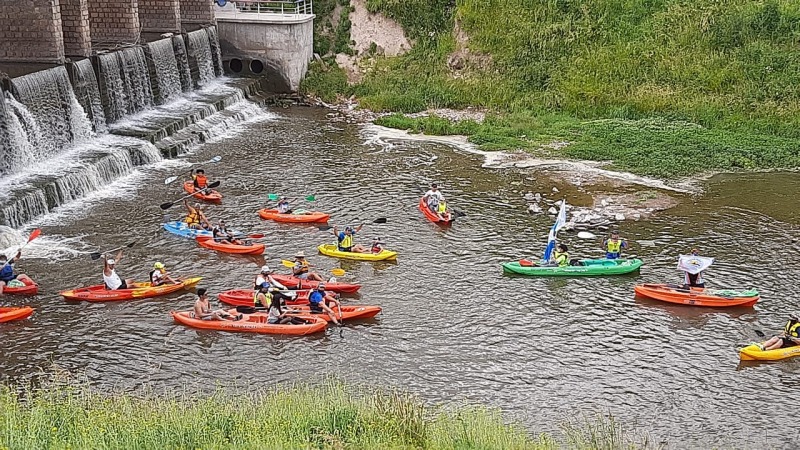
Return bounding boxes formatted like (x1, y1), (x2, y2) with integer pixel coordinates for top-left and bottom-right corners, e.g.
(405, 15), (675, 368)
(180, 0), (214, 28)
(0, 0), (64, 63)
(89, 0), (141, 47)
(60, 0), (92, 57)
(139, 0), (181, 33)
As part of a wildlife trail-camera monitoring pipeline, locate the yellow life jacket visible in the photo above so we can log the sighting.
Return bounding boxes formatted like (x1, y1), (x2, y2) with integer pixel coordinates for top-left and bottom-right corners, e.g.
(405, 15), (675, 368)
(339, 233), (353, 249)
(554, 251), (569, 267)
(254, 291), (272, 307)
(437, 201), (447, 214)
(184, 210), (200, 226)
(606, 239), (622, 253)
(294, 260), (309, 274)
(785, 320), (800, 338)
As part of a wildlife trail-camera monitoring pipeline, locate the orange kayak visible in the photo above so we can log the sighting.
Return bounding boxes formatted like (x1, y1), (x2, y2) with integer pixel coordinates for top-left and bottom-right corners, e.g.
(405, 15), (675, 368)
(2, 278), (39, 295)
(183, 181), (222, 202)
(418, 197), (453, 224)
(218, 289), (336, 306)
(61, 277), (201, 302)
(269, 274), (361, 293)
(171, 310), (327, 335)
(0, 306), (34, 323)
(634, 284), (759, 307)
(196, 237), (265, 255)
(234, 304), (381, 322)
(257, 208), (330, 223)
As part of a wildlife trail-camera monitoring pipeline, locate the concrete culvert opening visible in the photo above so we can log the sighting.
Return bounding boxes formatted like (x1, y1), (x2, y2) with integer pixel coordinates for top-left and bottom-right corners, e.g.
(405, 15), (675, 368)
(229, 58), (243, 73)
(249, 59), (264, 74)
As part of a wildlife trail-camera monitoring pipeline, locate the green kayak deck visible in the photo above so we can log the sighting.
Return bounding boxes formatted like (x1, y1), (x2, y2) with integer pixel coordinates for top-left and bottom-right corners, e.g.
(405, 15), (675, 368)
(502, 258), (643, 277)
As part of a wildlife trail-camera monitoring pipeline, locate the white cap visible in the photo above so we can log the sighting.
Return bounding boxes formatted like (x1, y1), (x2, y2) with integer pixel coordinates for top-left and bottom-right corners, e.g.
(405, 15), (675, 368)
(107, 259), (116, 265)
(260, 265), (271, 273)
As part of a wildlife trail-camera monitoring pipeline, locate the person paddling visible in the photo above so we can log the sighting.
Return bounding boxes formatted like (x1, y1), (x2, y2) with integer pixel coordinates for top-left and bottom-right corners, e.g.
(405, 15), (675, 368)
(603, 231), (628, 259)
(759, 317), (800, 350)
(333, 224), (367, 253)
(309, 283), (341, 325)
(276, 196), (293, 214)
(194, 288), (240, 321)
(102, 250), (135, 290)
(547, 243), (570, 267)
(423, 183), (445, 212)
(212, 220), (243, 245)
(0, 251), (33, 295)
(183, 200), (211, 230)
(149, 262), (180, 286)
(190, 168), (217, 195)
(292, 252), (324, 282)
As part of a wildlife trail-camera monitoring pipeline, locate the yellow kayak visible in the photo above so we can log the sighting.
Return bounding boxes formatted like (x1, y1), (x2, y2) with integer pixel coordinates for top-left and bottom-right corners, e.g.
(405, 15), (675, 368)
(739, 343), (800, 361)
(317, 244), (398, 261)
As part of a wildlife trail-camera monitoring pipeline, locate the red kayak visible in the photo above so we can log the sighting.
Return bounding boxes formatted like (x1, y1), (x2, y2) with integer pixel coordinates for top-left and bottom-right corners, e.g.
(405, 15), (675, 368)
(0, 306), (35, 323)
(2, 278), (39, 295)
(196, 237), (265, 255)
(419, 197), (453, 224)
(218, 289), (337, 306)
(235, 304), (381, 322)
(268, 274), (361, 293)
(183, 181), (222, 203)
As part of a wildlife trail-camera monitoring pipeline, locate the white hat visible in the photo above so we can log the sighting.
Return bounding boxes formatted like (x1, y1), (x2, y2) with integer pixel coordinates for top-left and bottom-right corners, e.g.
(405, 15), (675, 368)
(107, 259), (116, 265)
(260, 265), (272, 273)
(294, 251), (305, 258)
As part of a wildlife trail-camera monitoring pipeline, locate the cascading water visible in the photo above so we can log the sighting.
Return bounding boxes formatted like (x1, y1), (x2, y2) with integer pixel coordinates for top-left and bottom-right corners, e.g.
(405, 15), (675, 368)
(187, 29), (215, 86)
(0, 90), (11, 175)
(205, 26), (224, 77)
(146, 38), (183, 104)
(172, 36), (193, 93)
(9, 66), (92, 156)
(98, 47), (154, 122)
(70, 58), (107, 133)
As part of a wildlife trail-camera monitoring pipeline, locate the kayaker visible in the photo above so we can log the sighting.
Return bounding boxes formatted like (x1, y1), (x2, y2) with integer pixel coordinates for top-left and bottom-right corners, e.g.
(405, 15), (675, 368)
(267, 293), (294, 325)
(309, 283), (341, 325)
(551, 243), (570, 267)
(277, 196), (293, 214)
(333, 224), (367, 253)
(759, 317), (800, 350)
(292, 252), (324, 281)
(435, 200), (449, 221)
(255, 266), (291, 304)
(682, 248), (706, 288)
(190, 168), (213, 192)
(423, 183), (445, 211)
(212, 220), (244, 245)
(149, 262), (180, 286)
(254, 283), (272, 308)
(194, 288), (241, 321)
(102, 250), (135, 291)
(0, 251), (33, 295)
(603, 231), (628, 259)
(183, 200), (211, 230)
(371, 238), (384, 254)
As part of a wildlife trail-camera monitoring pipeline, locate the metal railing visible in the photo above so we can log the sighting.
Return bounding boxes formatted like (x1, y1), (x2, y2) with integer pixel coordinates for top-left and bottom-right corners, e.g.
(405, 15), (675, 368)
(222, 0), (313, 16)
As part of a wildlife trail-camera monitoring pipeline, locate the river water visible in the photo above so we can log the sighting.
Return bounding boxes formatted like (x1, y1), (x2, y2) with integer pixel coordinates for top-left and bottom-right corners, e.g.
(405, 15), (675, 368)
(1, 107), (799, 449)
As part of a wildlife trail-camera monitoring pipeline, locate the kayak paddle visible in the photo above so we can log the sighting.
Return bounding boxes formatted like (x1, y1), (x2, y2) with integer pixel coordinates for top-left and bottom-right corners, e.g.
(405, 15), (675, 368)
(160, 181), (221, 210)
(280, 259), (345, 276)
(268, 194), (316, 202)
(164, 156), (222, 184)
(0, 228), (41, 270)
(90, 241), (136, 261)
(577, 231), (597, 239)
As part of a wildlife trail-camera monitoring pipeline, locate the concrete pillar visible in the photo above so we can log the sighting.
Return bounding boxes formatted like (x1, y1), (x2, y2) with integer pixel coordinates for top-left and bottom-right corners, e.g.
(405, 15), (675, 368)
(180, 0), (215, 31)
(88, 0), (141, 48)
(60, 0), (93, 58)
(0, 0), (65, 64)
(139, 0), (181, 34)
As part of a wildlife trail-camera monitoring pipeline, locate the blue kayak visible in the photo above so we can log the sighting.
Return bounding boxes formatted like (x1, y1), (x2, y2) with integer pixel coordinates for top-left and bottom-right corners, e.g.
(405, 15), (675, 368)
(163, 221), (212, 239)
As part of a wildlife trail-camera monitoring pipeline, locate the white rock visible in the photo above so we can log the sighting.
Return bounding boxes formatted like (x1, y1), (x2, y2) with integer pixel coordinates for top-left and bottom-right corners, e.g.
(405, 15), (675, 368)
(528, 204), (542, 214)
(524, 192), (536, 201)
(534, 193), (542, 202)
(548, 207), (558, 215)
(601, 199), (609, 207)
(555, 200), (563, 206)
(552, 187), (559, 193)
(633, 213), (641, 220)
(615, 213), (625, 221)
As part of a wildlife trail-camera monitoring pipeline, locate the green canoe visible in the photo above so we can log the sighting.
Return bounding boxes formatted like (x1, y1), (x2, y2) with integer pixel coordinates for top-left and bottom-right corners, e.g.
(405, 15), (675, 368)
(502, 258), (644, 277)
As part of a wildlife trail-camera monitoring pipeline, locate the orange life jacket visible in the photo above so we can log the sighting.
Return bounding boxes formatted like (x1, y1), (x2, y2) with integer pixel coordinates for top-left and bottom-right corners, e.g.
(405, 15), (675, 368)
(193, 174), (208, 189)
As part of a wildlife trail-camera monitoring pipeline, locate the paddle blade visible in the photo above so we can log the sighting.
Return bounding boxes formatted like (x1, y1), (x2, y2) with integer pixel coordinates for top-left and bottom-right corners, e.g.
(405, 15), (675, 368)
(160, 201), (174, 210)
(317, 225), (333, 231)
(209, 156), (222, 163)
(305, 195), (316, 202)
(207, 180), (221, 189)
(27, 229), (41, 242)
(281, 260), (295, 268)
(125, 241), (137, 248)
(754, 330), (767, 338)
(331, 268), (345, 276)
(373, 218), (387, 224)
(268, 194), (279, 201)
(89, 252), (103, 260)
(577, 231), (596, 239)
(164, 176), (178, 185)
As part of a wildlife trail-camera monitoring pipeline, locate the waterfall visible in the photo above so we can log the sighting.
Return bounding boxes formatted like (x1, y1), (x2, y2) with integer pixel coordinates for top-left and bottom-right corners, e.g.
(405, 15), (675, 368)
(9, 66), (92, 157)
(146, 38), (182, 104)
(98, 47), (154, 122)
(2, 94), (41, 176)
(187, 29), (215, 86)
(0, 90), (11, 175)
(70, 58), (107, 133)
(205, 26), (224, 77)
(172, 36), (193, 93)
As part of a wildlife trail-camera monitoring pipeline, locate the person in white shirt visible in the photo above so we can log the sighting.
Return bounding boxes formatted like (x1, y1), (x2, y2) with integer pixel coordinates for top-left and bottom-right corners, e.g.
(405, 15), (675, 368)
(102, 250), (135, 290)
(423, 183), (445, 211)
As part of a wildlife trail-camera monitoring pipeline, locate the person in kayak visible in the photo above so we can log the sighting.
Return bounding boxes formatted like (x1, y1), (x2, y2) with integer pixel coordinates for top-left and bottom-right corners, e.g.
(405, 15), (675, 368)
(682, 248), (706, 288)
(190, 168), (216, 193)
(254, 282), (273, 308)
(603, 231), (628, 259)
(254, 265), (291, 304)
(149, 262), (180, 286)
(0, 251), (33, 295)
(309, 283), (341, 325)
(549, 243), (570, 267)
(423, 183), (445, 212)
(267, 293), (295, 325)
(333, 224), (367, 253)
(183, 200), (211, 230)
(212, 220), (244, 245)
(371, 238), (385, 254)
(760, 317), (800, 350)
(277, 196), (293, 214)
(103, 250), (135, 290)
(293, 252), (324, 281)
(194, 288), (241, 321)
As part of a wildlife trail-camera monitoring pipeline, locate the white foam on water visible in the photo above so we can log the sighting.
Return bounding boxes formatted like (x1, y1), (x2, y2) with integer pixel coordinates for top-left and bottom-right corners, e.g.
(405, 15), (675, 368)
(0, 234), (88, 262)
(360, 124), (697, 193)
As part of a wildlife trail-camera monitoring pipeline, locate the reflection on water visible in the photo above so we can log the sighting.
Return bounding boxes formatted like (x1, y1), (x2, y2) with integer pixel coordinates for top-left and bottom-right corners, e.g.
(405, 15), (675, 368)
(1, 107), (799, 448)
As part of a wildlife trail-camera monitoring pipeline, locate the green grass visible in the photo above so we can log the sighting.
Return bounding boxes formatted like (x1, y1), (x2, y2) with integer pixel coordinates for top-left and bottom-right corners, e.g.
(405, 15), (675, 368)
(0, 379), (660, 449)
(302, 0), (800, 177)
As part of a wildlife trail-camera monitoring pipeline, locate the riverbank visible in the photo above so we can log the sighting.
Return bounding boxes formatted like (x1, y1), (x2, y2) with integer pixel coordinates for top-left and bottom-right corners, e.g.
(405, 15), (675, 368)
(302, 0), (800, 179)
(0, 379), (655, 449)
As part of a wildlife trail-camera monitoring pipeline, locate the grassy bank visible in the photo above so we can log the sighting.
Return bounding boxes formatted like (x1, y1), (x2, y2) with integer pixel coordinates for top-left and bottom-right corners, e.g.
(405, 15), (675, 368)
(0, 380), (655, 449)
(303, 0), (800, 177)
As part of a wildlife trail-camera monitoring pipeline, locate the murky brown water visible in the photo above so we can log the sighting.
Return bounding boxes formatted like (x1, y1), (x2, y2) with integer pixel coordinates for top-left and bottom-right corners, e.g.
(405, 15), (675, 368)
(2, 107), (800, 448)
